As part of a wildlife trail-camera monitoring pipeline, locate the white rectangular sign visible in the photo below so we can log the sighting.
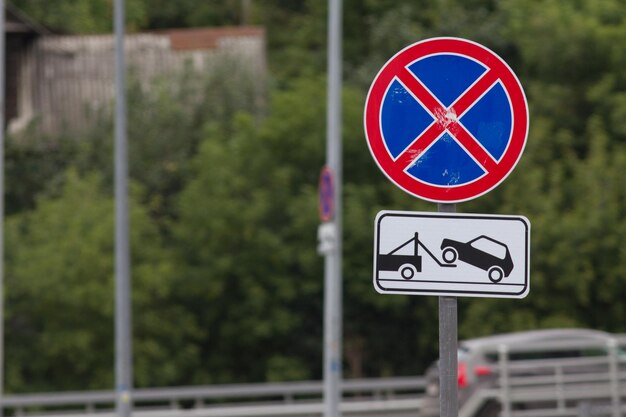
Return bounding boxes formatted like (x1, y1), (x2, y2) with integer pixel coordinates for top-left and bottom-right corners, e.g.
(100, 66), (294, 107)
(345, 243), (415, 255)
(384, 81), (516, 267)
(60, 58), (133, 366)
(374, 211), (530, 298)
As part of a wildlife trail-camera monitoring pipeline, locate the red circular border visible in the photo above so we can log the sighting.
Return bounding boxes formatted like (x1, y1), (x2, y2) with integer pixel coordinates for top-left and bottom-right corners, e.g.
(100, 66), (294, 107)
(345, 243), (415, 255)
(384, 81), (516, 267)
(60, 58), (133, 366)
(364, 37), (529, 203)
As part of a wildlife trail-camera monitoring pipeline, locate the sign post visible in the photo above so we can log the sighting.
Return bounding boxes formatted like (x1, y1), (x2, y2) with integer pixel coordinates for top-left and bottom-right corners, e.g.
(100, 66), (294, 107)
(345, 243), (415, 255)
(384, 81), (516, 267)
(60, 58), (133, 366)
(438, 203), (457, 417)
(364, 37), (529, 417)
(320, 1), (343, 417)
(114, 1), (133, 417)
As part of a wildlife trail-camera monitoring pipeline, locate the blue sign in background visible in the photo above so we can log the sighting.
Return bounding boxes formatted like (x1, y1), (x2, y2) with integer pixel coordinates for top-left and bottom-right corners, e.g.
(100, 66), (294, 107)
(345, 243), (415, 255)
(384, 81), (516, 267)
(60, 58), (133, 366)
(319, 167), (334, 222)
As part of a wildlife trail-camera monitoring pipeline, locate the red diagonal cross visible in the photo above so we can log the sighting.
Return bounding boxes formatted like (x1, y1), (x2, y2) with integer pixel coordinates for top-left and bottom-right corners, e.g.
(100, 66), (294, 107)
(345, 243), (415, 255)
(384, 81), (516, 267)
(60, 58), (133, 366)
(394, 66), (499, 173)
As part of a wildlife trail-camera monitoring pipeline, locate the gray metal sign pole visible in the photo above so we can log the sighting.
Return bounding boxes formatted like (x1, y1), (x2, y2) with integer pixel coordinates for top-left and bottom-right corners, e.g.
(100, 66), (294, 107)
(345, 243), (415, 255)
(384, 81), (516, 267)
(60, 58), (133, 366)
(323, 0), (342, 416)
(0, 2), (5, 416)
(114, 0), (133, 416)
(438, 203), (458, 417)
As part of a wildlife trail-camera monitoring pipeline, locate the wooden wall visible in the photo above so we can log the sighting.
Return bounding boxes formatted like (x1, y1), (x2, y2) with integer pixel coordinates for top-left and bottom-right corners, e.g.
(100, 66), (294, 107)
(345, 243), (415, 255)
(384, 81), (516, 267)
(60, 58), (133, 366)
(8, 27), (266, 134)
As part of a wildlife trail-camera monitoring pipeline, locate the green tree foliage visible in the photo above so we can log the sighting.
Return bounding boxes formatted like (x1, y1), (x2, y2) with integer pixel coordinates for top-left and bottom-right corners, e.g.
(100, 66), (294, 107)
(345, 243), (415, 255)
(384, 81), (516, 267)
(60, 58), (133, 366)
(170, 77), (440, 381)
(5, 130), (77, 214)
(140, 0), (244, 29)
(4, 57), (265, 390)
(11, 0), (148, 32)
(456, 0), (626, 338)
(11, 0), (249, 33)
(6, 0), (626, 393)
(5, 172), (199, 391)
(35, 58), (263, 222)
(171, 81), (327, 383)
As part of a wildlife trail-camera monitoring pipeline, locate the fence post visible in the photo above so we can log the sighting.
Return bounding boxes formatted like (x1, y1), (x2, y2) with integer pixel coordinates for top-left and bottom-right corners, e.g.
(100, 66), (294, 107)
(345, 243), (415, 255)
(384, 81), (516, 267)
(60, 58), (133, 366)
(556, 365), (565, 412)
(577, 401), (592, 417)
(499, 344), (511, 417)
(608, 338), (621, 417)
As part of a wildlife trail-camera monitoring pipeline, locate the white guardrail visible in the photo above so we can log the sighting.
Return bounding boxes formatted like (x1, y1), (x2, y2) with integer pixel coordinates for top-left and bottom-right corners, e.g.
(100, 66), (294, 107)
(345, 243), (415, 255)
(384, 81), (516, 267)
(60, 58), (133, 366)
(1, 377), (426, 417)
(459, 336), (626, 417)
(7, 336), (626, 417)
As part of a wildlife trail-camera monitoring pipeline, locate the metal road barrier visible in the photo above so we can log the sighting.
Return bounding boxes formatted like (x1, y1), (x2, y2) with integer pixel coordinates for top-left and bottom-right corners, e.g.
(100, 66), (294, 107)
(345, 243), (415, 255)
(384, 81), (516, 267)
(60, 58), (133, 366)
(2, 376), (426, 417)
(459, 336), (626, 417)
(11, 336), (626, 417)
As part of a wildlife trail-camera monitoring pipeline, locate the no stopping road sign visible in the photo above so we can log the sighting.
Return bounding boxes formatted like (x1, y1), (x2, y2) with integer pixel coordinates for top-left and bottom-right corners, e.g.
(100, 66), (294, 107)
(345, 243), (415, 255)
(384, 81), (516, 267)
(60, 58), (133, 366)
(364, 37), (529, 203)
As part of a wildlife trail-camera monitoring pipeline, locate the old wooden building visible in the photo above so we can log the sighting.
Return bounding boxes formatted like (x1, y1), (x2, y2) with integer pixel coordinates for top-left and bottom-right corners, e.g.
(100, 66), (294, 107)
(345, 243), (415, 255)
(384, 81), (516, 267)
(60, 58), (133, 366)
(5, 3), (49, 130)
(3, 5), (266, 134)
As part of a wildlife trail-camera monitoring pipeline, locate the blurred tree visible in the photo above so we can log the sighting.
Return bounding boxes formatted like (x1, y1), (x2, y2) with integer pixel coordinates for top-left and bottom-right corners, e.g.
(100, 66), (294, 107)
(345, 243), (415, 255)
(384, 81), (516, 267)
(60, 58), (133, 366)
(5, 130), (78, 215)
(170, 77), (442, 382)
(10, 0), (257, 33)
(11, 0), (148, 32)
(141, 0), (242, 29)
(5, 172), (200, 391)
(457, 0), (626, 339)
(171, 80), (327, 382)
(6, 0), (626, 392)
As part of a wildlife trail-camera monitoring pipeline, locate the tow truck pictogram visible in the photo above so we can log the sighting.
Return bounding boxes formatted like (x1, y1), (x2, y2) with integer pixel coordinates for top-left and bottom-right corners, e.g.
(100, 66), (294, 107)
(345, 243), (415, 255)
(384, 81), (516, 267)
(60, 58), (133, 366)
(377, 231), (515, 283)
(377, 232), (456, 280)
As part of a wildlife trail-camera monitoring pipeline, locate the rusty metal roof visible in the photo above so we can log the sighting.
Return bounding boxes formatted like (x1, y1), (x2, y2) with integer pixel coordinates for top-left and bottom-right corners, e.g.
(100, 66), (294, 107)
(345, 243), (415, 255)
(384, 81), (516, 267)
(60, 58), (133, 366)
(160, 26), (265, 51)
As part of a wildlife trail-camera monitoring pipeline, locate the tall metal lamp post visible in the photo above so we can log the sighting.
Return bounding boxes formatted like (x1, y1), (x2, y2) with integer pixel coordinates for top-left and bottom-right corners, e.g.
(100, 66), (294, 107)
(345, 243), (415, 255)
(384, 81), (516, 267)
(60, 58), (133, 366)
(114, 0), (132, 417)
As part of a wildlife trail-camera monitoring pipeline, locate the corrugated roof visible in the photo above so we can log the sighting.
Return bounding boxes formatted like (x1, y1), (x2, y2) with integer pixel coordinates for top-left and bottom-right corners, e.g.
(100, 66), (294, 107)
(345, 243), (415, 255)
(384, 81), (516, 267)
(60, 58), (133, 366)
(6, 2), (51, 35)
(161, 26), (265, 51)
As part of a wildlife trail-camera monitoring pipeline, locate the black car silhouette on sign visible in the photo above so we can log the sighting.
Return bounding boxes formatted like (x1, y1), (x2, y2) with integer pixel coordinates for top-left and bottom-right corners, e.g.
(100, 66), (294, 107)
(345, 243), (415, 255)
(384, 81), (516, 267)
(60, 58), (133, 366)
(440, 235), (513, 283)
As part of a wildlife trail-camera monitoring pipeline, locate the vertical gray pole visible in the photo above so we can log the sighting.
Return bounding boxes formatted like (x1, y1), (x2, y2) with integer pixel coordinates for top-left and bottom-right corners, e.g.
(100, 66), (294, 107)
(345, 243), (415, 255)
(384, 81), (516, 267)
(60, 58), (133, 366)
(0, 2), (5, 416)
(498, 344), (511, 417)
(608, 339), (621, 417)
(438, 203), (457, 417)
(324, 0), (342, 417)
(114, 1), (132, 417)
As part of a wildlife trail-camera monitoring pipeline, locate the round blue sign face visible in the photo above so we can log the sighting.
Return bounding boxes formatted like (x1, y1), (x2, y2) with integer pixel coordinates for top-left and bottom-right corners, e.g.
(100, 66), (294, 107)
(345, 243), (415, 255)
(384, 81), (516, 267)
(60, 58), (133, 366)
(319, 166), (334, 222)
(364, 37), (529, 203)
(382, 54), (512, 186)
